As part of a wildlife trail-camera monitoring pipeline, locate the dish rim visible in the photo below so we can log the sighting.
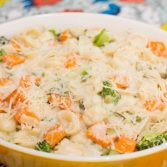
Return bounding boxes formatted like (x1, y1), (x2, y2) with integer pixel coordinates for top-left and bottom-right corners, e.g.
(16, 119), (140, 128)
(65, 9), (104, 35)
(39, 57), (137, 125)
(0, 12), (167, 162)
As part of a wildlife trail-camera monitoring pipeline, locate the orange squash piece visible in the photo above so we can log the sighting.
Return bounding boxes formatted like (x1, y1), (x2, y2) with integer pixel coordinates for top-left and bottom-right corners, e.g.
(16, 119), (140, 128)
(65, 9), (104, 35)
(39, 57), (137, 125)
(115, 135), (136, 153)
(48, 93), (72, 110)
(20, 75), (41, 88)
(44, 124), (66, 147)
(87, 122), (118, 148)
(5, 89), (26, 108)
(64, 53), (77, 69)
(10, 39), (21, 51)
(144, 97), (165, 112)
(111, 74), (129, 89)
(2, 55), (25, 67)
(0, 78), (10, 86)
(148, 41), (167, 58)
(58, 30), (70, 42)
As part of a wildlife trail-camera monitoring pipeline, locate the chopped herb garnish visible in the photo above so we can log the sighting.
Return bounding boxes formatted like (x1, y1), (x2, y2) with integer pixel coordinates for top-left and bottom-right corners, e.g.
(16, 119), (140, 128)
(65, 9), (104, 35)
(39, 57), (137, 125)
(98, 84), (121, 104)
(64, 91), (71, 96)
(78, 100), (85, 110)
(54, 78), (61, 82)
(0, 36), (9, 46)
(93, 29), (111, 47)
(84, 29), (88, 34)
(143, 74), (149, 78)
(81, 70), (88, 76)
(49, 29), (60, 38)
(41, 72), (45, 77)
(80, 70), (91, 82)
(49, 87), (57, 93)
(16, 127), (20, 131)
(137, 133), (167, 151)
(125, 110), (133, 115)
(76, 36), (80, 40)
(35, 140), (52, 152)
(103, 80), (112, 87)
(135, 62), (142, 71)
(136, 116), (142, 123)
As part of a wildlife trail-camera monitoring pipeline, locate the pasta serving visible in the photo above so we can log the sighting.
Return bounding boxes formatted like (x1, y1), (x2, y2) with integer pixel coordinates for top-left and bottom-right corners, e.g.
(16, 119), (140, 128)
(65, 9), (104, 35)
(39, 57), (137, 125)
(0, 27), (167, 156)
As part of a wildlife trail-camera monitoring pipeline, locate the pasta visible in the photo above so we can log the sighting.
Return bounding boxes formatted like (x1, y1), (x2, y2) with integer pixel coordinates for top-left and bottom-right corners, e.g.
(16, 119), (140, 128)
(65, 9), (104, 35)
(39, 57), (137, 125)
(0, 27), (166, 156)
(0, 114), (16, 132)
(57, 110), (81, 136)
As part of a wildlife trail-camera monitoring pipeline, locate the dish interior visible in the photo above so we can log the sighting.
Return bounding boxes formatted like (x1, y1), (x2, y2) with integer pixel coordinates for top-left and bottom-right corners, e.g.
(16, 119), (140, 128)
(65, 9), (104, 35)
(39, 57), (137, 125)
(0, 13), (167, 161)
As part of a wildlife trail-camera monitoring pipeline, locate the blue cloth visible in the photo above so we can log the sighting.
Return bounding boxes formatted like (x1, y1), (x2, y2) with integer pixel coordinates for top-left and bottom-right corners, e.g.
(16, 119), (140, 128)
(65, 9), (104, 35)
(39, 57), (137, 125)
(22, 0), (33, 8)
(101, 3), (121, 15)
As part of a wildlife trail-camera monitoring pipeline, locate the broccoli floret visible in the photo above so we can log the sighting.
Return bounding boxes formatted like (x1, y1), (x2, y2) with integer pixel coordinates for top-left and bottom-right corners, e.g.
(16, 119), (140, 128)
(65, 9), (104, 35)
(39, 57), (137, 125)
(93, 29), (111, 47)
(0, 48), (7, 56)
(81, 70), (88, 76)
(48, 29), (60, 38)
(35, 140), (52, 152)
(103, 81), (112, 87)
(0, 49), (7, 62)
(98, 81), (121, 104)
(137, 133), (167, 151)
(80, 70), (91, 82)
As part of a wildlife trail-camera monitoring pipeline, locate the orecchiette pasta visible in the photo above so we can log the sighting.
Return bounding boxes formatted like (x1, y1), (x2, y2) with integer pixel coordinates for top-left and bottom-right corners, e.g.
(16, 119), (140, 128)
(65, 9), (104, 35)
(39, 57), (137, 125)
(57, 110), (81, 136)
(0, 114), (16, 133)
(0, 27), (166, 156)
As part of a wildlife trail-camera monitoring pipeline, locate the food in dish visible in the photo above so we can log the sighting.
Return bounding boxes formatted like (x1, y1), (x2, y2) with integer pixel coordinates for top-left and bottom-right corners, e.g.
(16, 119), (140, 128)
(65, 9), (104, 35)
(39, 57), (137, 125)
(0, 27), (167, 156)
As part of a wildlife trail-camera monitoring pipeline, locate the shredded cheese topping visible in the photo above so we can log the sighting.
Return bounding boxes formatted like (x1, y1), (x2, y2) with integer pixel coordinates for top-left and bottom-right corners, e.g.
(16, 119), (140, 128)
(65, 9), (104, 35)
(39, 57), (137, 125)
(0, 27), (167, 156)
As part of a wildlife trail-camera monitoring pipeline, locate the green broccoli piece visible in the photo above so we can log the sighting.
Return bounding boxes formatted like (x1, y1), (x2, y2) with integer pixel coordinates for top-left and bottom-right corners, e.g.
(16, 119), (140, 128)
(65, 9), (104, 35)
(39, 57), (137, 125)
(136, 116), (142, 123)
(35, 140), (52, 152)
(48, 29), (60, 38)
(93, 29), (111, 47)
(81, 70), (88, 76)
(80, 70), (91, 82)
(103, 80), (112, 87)
(137, 133), (167, 151)
(0, 49), (7, 62)
(0, 49), (7, 56)
(98, 81), (121, 104)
